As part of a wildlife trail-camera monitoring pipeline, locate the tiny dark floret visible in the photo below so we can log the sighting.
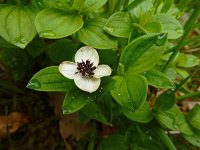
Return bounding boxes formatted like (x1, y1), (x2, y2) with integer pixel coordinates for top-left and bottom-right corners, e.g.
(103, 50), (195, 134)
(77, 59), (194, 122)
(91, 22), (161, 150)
(77, 59), (96, 77)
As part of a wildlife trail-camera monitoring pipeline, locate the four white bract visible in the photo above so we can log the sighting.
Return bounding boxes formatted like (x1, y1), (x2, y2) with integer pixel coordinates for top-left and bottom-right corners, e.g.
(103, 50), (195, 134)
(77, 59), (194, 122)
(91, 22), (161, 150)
(59, 46), (112, 93)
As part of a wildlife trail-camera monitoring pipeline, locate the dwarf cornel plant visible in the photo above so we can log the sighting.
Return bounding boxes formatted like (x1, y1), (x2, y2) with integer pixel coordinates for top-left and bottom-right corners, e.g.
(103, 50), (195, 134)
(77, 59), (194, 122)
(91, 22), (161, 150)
(0, 0), (200, 149)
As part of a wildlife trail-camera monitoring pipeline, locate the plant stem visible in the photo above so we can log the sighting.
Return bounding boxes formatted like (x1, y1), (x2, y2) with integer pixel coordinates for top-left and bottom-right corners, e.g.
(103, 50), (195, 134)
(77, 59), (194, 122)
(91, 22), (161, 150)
(176, 91), (200, 100)
(162, 8), (200, 72)
(174, 66), (200, 92)
(164, 35), (200, 54)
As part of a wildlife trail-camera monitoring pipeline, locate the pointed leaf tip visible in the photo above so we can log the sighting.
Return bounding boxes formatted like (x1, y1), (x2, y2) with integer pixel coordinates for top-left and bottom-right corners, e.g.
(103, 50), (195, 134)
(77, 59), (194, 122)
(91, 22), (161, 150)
(26, 78), (41, 89)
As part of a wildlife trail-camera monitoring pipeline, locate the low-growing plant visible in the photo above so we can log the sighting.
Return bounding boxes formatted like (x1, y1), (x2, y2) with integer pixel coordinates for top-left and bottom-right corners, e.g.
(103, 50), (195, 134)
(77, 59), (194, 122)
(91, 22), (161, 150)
(0, 0), (200, 149)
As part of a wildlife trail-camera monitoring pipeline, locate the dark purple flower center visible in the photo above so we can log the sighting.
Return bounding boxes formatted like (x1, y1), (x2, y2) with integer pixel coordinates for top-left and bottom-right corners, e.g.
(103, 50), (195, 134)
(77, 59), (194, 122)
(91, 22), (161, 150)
(77, 59), (96, 77)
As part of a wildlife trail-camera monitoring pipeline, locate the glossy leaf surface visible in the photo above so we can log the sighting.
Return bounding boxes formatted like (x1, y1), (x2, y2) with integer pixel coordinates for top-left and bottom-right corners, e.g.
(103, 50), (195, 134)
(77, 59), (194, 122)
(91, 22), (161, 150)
(0, 5), (37, 48)
(104, 12), (132, 38)
(111, 73), (148, 111)
(156, 105), (193, 135)
(122, 102), (153, 123)
(62, 87), (91, 114)
(72, 0), (107, 14)
(143, 69), (175, 89)
(27, 66), (73, 92)
(120, 33), (167, 73)
(35, 8), (83, 39)
(77, 18), (117, 49)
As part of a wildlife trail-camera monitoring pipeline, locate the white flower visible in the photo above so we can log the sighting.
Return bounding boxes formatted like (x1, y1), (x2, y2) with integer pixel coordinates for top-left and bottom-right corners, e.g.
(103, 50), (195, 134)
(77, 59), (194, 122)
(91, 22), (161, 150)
(59, 46), (112, 93)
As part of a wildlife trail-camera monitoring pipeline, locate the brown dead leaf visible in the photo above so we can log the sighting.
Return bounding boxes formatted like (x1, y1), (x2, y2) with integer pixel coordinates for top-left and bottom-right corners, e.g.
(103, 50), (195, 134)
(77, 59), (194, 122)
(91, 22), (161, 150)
(59, 113), (90, 141)
(100, 124), (116, 137)
(179, 100), (200, 111)
(49, 93), (90, 141)
(0, 112), (29, 139)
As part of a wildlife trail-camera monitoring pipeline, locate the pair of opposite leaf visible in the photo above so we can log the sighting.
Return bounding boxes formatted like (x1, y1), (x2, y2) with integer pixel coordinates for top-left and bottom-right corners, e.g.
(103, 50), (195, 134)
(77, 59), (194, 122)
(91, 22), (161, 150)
(59, 46), (112, 93)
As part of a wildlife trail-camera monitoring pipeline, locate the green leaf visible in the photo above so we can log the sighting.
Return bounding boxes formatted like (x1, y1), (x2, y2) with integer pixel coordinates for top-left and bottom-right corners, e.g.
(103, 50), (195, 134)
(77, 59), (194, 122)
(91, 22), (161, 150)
(35, 8), (83, 39)
(92, 77), (116, 99)
(0, 5), (37, 48)
(128, 23), (147, 42)
(125, 124), (165, 150)
(47, 39), (78, 64)
(187, 104), (200, 130)
(32, 0), (73, 11)
(155, 104), (193, 135)
(160, 0), (174, 13)
(81, 100), (108, 124)
(143, 69), (175, 89)
(120, 33), (167, 73)
(176, 53), (200, 68)
(104, 12), (132, 38)
(0, 36), (17, 48)
(144, 21), (162, 33)
(77, 18), (118, 49)
(62, 87), (91, 114)
(111, 73), (148, 111)
(155, 90), (176, 111)
(27, 66), (73, 92)
(72, 0), (107, 14)
(122, 102), (153, 123)
(129, 0), (153, 19)
(95, 93), (114, 124)
(152, 14), (183, 39)
(107, 0), (129, 15)
(117, 63), (125, 76)
(183, 129), (200, 148)
(98, 49), (117, 65)
(153, 128), (177, 150)
(98, 134), (128, 150)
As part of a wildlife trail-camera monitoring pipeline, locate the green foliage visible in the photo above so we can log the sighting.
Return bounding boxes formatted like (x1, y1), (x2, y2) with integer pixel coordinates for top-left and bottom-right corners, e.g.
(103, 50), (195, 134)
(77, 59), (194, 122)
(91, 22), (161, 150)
(72, 0), (108, 14)
(0, 5), (37, 48)
(120, 33), (167, 73)
(27, 66), (73, 92)
(104, 12), (132, 38)
(111, 74), (148, 111)
(81, 100), (108, 124)
(154, 89), (176, 111)
(152, 14), (183, 39)
(0, 0), (200, 149)
(98, 134), (128, 150)
(122, 102), (153, 123)
(156, 104), (193, 135)
(77, 18), (117, 49)
(187, 105), (200, 129)
(35, 8), (83, 39)
(183, 129), (200, 148)
(62, 87), (90, 114)
(47, 39), (78, 64)
(143, 69), (175, 89)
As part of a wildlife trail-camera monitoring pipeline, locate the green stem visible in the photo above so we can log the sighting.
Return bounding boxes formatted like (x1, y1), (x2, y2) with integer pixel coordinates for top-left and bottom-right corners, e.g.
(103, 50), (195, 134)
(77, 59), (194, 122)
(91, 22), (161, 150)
(192, 22), (200, 29)
(174, 66), (200, 92)
(164, 35), (200, 54)
(176, 91), (200, 100)
(161, 42), (182, 72)
(162, 8), (200, 72)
